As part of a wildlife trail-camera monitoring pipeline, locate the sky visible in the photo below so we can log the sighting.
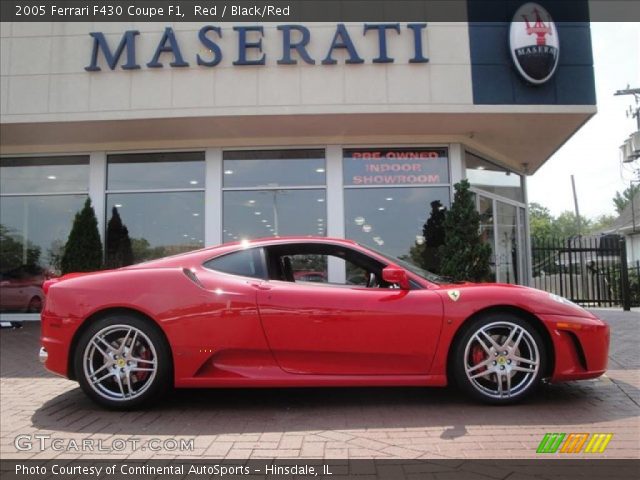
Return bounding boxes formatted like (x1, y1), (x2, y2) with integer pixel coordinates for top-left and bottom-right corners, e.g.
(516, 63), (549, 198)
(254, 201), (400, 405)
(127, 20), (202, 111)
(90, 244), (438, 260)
(527, 22), (640, 219)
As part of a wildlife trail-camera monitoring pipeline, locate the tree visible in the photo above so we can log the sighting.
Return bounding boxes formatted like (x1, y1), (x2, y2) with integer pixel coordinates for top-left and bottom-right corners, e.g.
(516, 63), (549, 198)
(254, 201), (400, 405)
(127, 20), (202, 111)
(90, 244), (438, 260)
(105, 207), (134, 268)
(613, 184), (640, 214)
(529, 202), (556, 240)
(60, 198), (103, 274)
(0, 224), (41, 273)
(589, 214), (617, 234)
(554, 211), (592, 238)
(421, 200), (447, 272)
(439, 180), (492, 282)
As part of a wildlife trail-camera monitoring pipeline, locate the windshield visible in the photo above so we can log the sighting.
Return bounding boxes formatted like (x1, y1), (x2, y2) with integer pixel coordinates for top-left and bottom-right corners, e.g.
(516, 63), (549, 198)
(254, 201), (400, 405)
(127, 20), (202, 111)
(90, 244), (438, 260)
(361, 244), (449, 284)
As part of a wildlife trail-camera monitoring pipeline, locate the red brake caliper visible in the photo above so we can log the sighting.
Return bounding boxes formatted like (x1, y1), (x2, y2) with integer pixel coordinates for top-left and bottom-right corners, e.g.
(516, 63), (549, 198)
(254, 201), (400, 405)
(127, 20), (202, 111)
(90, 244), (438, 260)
(471, 345), (487, 373)
(134, 347), (152, 382)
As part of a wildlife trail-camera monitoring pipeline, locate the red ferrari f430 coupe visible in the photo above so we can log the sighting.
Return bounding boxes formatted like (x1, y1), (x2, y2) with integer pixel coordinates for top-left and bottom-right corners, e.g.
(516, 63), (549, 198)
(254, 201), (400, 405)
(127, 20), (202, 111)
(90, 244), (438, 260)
(40, 237), (609, 409)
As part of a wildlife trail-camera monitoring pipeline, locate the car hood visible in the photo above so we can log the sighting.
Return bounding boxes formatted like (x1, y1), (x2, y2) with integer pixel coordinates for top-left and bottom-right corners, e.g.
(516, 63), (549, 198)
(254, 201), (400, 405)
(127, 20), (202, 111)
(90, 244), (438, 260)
(433, 281), (597, 318)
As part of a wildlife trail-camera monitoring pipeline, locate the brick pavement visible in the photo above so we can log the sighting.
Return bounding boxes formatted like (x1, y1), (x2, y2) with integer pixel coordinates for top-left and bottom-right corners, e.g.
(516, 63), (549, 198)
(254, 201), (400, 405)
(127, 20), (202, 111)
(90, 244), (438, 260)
(1, 310), (638, 460)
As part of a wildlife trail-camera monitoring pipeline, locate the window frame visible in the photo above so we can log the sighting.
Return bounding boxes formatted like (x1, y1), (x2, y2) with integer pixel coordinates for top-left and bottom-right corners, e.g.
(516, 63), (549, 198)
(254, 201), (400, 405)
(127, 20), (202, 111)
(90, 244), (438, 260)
(221, 148), (328, 240)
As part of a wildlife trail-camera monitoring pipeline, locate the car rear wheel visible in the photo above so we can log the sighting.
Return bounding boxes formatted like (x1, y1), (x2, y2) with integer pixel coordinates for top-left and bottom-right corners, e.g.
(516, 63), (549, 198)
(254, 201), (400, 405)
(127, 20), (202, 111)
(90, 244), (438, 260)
(74, 314), (170, 409)
(452, 314), (546, 404)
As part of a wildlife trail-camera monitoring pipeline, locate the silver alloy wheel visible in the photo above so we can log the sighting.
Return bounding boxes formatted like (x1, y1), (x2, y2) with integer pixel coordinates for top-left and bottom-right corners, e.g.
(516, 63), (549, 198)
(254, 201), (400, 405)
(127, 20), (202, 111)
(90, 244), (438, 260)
(463, 321), (540, 399)
(83, 324), (158, 401)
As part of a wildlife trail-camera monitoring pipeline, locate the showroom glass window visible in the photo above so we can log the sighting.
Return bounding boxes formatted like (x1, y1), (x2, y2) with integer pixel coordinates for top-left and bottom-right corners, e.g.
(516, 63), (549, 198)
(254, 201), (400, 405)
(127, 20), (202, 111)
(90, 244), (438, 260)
(0, 156), (89, 313)
(465, 152), (524, 202)
(106, 152), (205, 265)
(222, 150), (326, 240)
(343, 148), (450, 270)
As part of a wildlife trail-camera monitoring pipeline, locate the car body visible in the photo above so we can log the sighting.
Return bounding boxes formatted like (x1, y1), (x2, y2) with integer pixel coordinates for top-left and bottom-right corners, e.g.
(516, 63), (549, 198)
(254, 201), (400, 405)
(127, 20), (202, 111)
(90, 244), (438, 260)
(40, 237), (609, 408)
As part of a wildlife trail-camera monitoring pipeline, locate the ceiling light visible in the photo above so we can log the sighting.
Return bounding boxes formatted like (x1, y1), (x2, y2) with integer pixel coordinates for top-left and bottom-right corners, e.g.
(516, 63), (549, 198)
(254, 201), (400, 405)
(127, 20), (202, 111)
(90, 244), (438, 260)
(114, 204), (123, 208)
(248, 200), (255, 204)
(362, 224), (372, 233)
(354, 216), (365, 226)
(47, 175), (57, 180)
(189, 180), (199, 185)
(317, 218), (323, 222)
(261, 219), (267, 223)
(378, 207), (385, 211)
(192, 213), (200, 217)
(254, 211), (261, 215)
(385, 197), (393, 201)
(315, 168), (325, 173)
(317, 198), (324, 202)
(266, 224), (271, 227)
(224, 169), (234, 175)
(183, 234), (189, 237)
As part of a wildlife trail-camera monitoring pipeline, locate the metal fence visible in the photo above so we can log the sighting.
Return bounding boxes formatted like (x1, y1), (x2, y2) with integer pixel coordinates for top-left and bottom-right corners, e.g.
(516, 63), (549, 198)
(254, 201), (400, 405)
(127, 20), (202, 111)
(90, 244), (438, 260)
(531, 235), (632, 310)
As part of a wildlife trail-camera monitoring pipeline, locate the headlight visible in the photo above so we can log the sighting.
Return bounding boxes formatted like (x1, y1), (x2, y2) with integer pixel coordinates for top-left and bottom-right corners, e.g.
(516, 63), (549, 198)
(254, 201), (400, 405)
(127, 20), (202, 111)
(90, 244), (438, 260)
(548, 292), (578, 306)
(547, 292), (594, 317)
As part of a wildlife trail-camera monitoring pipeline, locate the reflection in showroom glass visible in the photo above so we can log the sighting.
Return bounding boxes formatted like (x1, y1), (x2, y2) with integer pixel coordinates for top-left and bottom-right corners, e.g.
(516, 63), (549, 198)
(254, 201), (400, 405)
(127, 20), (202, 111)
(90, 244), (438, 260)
(223, 189), (326, 240)
(0, 156), (89, 194)
(105, 192), (204, 264)
(345, 187), (450, 267)
(223, 150), (325, 188)
(107, 152), (205, 191)
(0, 195), (88, 313)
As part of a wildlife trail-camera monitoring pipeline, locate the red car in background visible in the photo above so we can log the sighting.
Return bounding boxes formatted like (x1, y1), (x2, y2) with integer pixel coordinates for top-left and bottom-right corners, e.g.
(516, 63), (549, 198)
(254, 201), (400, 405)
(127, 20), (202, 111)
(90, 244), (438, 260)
(40, 237), (609, 409)
(0, 266), (46, 313)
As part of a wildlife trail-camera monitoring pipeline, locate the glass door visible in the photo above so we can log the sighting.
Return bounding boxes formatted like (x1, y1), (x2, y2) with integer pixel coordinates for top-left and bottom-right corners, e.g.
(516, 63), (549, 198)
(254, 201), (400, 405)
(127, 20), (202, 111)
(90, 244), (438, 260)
(495, 201), (518, 284)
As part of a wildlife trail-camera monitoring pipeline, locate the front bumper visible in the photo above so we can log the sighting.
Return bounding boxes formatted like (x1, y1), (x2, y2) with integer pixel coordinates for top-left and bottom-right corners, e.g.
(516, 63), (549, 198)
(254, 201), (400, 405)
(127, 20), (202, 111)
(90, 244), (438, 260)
(539, 313), (610, 382)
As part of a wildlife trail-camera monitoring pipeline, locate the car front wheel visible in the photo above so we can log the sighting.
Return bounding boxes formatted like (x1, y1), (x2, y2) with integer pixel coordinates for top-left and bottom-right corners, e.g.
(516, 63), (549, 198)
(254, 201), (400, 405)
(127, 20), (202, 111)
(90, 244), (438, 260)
(452, 314), (546, 404)
(74, 314), (170, 409)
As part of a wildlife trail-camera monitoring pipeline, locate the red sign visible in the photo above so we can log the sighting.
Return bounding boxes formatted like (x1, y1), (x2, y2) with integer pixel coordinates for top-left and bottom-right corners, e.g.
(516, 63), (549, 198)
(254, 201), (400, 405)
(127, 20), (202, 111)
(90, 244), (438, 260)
(344, 148), (449, 186)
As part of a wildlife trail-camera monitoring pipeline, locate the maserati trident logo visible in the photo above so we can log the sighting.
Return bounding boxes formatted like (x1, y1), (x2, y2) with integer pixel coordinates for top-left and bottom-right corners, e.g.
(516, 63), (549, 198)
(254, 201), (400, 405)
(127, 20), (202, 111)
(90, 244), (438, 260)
(509, 3), (560, 85)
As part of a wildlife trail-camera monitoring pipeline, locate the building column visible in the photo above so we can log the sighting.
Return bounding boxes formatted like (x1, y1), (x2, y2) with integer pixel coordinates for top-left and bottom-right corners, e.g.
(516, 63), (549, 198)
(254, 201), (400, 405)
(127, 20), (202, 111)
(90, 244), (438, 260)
(326, 145), (346, 283)
(205, 148), (223, 246)
(88, 152), (107, 246)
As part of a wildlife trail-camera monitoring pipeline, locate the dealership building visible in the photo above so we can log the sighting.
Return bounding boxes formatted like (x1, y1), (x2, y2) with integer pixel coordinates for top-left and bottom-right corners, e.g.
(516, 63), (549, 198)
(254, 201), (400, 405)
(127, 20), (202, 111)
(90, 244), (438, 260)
(0, 6), (596, 319)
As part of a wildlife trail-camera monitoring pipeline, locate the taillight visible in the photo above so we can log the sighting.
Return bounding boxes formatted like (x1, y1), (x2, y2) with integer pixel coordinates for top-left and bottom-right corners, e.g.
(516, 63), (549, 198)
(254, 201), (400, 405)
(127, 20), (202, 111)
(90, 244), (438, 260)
(42, 278), (60, 295)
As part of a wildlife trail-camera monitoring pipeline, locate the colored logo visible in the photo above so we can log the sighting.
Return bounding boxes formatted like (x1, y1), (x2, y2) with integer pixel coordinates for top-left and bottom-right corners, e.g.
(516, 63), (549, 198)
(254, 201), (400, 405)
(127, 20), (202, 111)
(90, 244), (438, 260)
(509, 3), (560, 85)
(447, 290), (461, 302)
(536, 433), (613, 454)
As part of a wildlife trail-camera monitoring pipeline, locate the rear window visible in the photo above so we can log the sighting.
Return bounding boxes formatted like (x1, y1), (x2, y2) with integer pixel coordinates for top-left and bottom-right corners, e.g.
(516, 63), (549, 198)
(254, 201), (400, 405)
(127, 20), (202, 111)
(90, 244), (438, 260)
(204, 248), (265, 279)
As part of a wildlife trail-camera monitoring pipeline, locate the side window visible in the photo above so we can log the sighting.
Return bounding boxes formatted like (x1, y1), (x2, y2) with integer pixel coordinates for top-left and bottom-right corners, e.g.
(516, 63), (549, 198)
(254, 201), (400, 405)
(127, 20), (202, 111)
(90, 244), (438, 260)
(266, 245), (385, 288)
(286, 254), (369, 286)
(204, 248), (265, 279)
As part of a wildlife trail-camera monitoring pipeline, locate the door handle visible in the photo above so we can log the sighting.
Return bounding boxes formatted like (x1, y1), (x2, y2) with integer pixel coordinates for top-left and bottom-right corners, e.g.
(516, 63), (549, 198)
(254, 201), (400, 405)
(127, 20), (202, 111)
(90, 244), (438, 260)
(248, 281), (271, 291)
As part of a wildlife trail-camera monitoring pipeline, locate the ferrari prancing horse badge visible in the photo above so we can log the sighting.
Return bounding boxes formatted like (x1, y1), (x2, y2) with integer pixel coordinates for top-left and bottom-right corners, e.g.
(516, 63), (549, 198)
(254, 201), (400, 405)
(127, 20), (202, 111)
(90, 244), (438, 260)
(447, 290), (461, 302)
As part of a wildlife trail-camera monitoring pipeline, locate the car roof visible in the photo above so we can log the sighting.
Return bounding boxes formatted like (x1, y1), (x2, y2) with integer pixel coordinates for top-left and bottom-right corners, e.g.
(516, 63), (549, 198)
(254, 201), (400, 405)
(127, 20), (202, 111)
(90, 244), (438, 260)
(124, 236), (362, 270)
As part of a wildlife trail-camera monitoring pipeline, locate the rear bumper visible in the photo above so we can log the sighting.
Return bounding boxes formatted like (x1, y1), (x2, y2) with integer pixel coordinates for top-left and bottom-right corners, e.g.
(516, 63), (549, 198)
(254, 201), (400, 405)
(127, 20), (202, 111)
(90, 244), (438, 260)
(539, 313), (610, 382)
(40, 312), (75, 378)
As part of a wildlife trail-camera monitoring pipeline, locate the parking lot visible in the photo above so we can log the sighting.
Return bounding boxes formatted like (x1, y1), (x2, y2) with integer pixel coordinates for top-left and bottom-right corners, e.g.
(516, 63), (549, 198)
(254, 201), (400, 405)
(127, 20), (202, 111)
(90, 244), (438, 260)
(1, 309), (638, 460)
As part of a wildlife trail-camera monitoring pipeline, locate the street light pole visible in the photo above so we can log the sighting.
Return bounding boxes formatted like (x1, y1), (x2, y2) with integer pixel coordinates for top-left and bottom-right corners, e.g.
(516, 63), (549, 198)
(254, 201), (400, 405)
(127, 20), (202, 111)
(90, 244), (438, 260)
(614, 87), (640, 130)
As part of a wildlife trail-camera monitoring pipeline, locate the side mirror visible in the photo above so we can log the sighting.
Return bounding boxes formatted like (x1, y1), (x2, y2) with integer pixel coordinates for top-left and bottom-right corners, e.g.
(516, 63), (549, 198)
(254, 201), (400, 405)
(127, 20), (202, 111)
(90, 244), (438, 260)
(382, 266), (410, 290)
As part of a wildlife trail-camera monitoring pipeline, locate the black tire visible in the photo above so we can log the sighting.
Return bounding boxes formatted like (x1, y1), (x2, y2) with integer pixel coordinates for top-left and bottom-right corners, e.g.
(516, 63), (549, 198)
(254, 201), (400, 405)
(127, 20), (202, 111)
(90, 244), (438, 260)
(27, 296), (43, 313)
(451, 313), (546, 405)
(74, 313), (171, 409)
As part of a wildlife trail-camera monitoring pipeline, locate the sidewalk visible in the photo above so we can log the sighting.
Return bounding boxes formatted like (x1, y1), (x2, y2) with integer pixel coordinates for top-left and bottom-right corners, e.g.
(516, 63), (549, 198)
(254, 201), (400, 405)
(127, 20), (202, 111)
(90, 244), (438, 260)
(1, 310), (638, 460)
